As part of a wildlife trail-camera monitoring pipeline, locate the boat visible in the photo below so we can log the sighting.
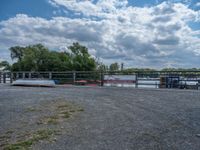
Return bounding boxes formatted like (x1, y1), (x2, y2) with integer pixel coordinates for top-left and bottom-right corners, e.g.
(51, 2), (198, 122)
(12, 79), (55, 87)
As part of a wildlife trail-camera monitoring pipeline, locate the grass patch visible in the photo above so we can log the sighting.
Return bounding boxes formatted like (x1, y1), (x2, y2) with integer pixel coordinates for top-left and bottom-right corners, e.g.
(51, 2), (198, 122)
(25, 107), (38, 112)
(37, 116), (59, 125)
(57, 104), (69, 109)
(46, 116), (59, 124)
(0, 135), (10, 140)
(77, 108), (84, 112)
(60, 111), (71, 118)
(5, 130), (14, 135)
(3, 129), (57, 150)
(2, 100), (84, 150)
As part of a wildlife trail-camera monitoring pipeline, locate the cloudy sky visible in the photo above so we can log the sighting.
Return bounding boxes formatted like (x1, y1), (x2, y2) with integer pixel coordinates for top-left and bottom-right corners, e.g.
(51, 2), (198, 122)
(0, 0), (200, 68)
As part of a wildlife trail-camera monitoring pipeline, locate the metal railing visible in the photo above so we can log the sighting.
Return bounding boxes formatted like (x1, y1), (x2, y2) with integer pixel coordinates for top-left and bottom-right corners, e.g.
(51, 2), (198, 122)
(0, 71), (104, 86)
(0, 71), (200, 90)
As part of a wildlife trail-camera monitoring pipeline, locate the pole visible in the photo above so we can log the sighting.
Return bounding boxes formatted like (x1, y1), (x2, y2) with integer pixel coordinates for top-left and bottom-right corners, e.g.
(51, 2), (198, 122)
(29, 73), (31, 79)
(3, 73), (6, 83)
(135, 73), (138, 88)
(49, 72), (52, 79)
(22, 73), (25, 79)
(100, 71), (104, 86)
(0, 72), (1, 83)
(73, 72), (76, 84)
(16, 73), (19, 79)
(10, 72), (13, 83)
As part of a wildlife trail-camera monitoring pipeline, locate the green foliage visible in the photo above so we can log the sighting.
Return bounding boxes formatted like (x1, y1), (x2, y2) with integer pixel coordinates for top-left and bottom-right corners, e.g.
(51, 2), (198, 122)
(68, 42), (96, 71)
(122, 68), (157, 74)
(0, 61), (11, 71)
(10, 43), (96, 71)
(4, 129), (56, 150)
(7, 43), (200, 72)
(9, 46), (25, 61)
(109, 62), (119, 71)
(161, 68), (200, 71)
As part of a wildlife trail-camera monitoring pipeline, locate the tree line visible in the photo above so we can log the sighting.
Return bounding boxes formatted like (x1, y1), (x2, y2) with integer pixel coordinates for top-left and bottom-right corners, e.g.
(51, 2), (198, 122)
(1, 43), (97, 71)
(0, 43), (200, 72)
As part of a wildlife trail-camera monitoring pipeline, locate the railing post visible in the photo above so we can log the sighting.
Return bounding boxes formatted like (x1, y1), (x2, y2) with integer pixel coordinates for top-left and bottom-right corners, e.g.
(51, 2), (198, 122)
(22, 73), (25, 79)
(3, 73), (6, 83)
(10, 72), (13, 83)
(135, 73), (138, 88)
(16, 73), (19, 79)
(49, 72), (52, 79)
(0, 72), (1, 83)
(73, 72), (76, 84)
(29, 73), (31, 79)
(100, 71), (104, 86)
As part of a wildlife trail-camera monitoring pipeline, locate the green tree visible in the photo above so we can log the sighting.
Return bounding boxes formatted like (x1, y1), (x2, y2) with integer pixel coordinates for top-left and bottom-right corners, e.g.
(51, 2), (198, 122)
(9, 46), (25, 61)
(10, 43), (97, 71)
(109, 62), (119, 71)
(0, 61), (11, 71)
(68, 42), (96, 71)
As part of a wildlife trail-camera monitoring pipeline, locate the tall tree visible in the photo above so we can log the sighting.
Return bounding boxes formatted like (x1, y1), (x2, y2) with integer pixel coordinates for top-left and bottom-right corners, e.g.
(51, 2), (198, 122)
(68, 42), (96, 71)
(10, 43), (97, 71)
(0, 61), (11, 71)
(9, 46), (25, 61)
(109, 62), (119, 71)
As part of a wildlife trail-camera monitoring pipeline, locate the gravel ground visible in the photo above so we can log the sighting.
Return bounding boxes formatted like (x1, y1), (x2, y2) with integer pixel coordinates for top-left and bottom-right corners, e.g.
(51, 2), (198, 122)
(0, 84), (200, 150)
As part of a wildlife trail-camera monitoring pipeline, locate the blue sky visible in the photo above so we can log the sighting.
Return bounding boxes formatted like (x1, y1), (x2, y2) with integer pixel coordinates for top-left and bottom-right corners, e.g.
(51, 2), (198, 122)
(0, 0), (200, 68)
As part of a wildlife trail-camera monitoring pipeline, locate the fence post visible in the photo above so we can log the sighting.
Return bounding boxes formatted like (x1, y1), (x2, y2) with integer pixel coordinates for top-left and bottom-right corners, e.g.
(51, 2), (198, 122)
(100, 71), (104, 86)
(0, 72), (1, 83)
(22, 73), (25, 79)
(28, 73), (31, 79)
(49, 72), (52, 79)
(16, 73), (19, 79)
(135, 73), (138, 88)
(73, 72), (76, 84)
(3, 73), (6, 83)
(10, 72), (13, 83)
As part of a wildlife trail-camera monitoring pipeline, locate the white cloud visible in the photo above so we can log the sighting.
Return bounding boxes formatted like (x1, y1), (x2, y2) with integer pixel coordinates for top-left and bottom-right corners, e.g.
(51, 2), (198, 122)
(196, 2), (200, 7)
(0, 1), (200, 68)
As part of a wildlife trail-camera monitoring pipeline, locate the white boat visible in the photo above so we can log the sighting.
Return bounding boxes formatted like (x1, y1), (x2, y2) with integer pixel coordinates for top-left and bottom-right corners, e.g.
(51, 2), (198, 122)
(12, 79), (55, 87)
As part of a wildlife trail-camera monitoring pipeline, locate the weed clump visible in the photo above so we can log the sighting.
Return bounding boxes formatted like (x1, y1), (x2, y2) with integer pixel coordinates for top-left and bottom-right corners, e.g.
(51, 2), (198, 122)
(4, 129), (58, 150)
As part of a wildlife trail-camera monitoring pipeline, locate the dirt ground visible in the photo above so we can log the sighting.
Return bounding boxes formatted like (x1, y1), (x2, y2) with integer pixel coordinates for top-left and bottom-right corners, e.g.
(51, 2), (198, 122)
(0, 84), (200, 150)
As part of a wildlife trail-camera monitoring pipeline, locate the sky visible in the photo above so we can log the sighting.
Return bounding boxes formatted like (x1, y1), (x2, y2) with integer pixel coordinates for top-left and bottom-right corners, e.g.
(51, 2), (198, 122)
(0, 0), (200, 69)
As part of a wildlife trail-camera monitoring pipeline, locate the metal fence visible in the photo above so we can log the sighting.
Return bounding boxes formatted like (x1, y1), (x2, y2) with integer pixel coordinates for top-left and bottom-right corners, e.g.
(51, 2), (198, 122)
(0, 71), (200, 90)
(0, 71), (104, 86)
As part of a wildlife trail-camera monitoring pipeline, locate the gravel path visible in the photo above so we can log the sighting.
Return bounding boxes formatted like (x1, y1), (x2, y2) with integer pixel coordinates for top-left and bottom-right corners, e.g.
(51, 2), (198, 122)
(0, 84), (200, 150)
